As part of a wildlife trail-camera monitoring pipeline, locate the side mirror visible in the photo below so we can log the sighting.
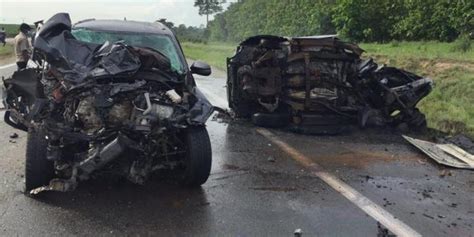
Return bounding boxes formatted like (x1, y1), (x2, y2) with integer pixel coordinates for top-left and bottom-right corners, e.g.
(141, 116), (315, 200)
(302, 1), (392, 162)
(190, 61), (211, 76)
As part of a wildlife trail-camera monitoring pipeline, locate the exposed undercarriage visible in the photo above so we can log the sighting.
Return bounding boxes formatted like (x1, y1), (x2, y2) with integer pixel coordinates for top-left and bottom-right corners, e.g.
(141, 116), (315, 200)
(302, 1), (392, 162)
(227, 35), (433, 134)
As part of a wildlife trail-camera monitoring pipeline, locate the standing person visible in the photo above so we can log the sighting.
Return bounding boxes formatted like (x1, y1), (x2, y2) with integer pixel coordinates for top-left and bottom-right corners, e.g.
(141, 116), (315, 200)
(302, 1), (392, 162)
(14, 23), (32, 70)
(0, 27), (6, 46)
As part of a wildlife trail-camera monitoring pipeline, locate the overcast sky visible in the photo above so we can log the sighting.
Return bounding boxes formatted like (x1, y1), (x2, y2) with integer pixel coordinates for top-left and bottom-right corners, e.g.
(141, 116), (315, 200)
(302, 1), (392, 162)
(0, 0), (232, 27)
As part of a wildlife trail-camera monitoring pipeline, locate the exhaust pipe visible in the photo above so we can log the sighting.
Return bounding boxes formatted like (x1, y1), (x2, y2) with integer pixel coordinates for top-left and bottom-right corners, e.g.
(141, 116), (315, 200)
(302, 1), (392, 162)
(78, 135), (138, 178)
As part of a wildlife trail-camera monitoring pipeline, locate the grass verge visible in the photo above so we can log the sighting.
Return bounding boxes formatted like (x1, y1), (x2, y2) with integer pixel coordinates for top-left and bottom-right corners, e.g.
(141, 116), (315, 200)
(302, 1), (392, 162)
(0, 44), (14, 57)
(182, 41), (473, 137)
(181, 42), (235, 70)
(0, 24), (28, 37)
(359, 41), (474, 63)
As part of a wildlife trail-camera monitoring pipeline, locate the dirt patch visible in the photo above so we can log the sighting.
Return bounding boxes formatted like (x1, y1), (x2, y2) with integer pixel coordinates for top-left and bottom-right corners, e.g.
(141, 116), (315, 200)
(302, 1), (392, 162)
(316, 148), (421, 169)
(0, 55), (15, 66)
(424, 61), (474, 75)
(368, 54), (474, 76)
(1, 41), (18, 65)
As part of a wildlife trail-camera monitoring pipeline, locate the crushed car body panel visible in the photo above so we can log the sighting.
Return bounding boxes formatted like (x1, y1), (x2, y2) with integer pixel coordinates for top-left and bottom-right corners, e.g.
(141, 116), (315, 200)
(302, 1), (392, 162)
(403, 135), (474, 169)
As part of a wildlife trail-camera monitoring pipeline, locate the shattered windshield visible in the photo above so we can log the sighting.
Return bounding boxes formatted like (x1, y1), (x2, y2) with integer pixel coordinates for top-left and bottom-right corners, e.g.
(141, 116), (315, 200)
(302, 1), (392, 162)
(72, 28), (185, 74)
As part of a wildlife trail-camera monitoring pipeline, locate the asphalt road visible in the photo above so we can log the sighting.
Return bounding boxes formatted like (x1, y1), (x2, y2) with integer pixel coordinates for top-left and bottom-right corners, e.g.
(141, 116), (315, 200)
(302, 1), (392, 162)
(0, 63), (473, 236)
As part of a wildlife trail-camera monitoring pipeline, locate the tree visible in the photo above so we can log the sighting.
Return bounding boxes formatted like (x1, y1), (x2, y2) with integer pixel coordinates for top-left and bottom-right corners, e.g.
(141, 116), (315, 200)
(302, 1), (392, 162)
(194, 0), (226, 27)
(204, 0), (471, 43)
(331, 0), (406, 42)
(392, 0), (471, 42)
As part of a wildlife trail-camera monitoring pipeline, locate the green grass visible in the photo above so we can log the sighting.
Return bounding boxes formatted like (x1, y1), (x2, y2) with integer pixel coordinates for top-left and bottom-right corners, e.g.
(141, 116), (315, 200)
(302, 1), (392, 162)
(0, 24), (22, 59)
(182, 41), (474, 136)
(0, 24), (33, 37)
(0, 44), (14, 57)
(418, 68), (473, 137)
(359, 41), (474, 63)
(181, 42), (235, 70)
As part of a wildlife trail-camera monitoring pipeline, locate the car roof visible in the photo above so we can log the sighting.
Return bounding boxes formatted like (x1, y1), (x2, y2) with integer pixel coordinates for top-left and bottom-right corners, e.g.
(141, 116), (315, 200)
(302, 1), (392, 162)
(72, 19), (174, 36)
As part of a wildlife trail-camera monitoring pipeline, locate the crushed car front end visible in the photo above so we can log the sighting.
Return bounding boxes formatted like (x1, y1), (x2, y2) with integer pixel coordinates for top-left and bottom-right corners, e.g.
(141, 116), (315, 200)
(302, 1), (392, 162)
(3, 13), (214, 195)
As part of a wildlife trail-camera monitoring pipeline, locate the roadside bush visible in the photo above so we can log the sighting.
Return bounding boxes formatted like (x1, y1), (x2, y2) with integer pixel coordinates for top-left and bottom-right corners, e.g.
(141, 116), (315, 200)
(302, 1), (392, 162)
(452, 34), (472, 53)
(390, 41), (400, 47)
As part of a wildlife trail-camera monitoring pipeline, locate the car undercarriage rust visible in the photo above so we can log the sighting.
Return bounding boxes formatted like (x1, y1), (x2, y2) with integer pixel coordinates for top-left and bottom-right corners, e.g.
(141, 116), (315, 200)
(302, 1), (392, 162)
(227, 35), (433, 134)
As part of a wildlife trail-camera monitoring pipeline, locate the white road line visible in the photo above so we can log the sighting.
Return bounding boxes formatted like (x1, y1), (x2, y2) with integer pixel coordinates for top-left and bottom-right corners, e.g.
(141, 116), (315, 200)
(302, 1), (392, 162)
(200, 86), (422, 237)
(0, 63), (15, 70)
(256, 128), (421, 237)
(0, 61), (37, 70)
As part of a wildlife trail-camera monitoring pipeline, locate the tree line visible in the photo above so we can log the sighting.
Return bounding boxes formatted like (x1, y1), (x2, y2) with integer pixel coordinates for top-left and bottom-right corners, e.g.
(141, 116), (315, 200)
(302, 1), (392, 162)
(201, 0), (472, 43)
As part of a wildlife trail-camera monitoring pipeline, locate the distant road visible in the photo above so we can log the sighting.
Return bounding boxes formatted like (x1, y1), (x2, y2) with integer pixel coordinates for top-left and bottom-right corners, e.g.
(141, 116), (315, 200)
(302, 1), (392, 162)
(0, 62), (17, 78)
(0, 63), (17, 108)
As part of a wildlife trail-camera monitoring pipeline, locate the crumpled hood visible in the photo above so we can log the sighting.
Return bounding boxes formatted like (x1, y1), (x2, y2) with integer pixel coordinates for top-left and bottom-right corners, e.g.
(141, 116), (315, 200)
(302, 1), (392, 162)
(33, 13), (150, 83)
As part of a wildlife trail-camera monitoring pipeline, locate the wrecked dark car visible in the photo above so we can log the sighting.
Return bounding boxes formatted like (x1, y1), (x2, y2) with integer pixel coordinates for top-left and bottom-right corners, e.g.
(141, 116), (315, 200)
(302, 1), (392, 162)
(227, 35), (433, 134)
(2, 13), (214, 194)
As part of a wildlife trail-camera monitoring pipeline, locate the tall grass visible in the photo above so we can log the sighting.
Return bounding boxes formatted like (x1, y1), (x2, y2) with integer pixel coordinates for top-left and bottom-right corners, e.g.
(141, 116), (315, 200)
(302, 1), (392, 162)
(181, 42), (235, 70)
(359, 41), (474, 63)
(0, 44), (14, 57)
(418, 68), (473, 136)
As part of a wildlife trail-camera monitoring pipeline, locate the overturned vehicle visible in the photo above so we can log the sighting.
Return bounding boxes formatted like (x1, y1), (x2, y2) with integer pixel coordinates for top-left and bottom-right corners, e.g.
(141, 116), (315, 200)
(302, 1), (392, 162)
(2, 13), (214, 194)
(227, 35), (433, 134)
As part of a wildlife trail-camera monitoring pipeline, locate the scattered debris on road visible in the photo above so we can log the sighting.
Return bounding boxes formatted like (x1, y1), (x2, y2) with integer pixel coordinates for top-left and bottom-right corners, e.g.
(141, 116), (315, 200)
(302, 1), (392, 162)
(377, 222), (396, 237)
(403, 135), (474, 169)
(436, 134), (474, 154)
(9, 132), (18, 139)
(294, 228), (303, 237)
(211, 106), (234, 123)
(439, 169), (452, 178)
(423, 213), (435, 219)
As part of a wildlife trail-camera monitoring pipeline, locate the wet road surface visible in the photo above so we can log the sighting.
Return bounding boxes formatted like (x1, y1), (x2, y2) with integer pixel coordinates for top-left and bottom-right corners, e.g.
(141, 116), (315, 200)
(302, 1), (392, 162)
(0, 64), (473, 236)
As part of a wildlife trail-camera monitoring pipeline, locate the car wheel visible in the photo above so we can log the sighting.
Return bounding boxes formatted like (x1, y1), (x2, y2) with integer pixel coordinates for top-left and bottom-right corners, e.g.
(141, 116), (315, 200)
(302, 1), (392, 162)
(181, 126), (212, 187)
(228, 65), (255, 118)
(406, 108), (427, 130)
(251, 112), (290, 128)
(25, 127), (55, 193)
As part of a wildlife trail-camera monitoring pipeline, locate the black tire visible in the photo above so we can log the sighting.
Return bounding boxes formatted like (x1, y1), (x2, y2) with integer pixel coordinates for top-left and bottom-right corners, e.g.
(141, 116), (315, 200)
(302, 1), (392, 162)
(181, 126), (212, 187)
(407, 108), (427, 130)
(396, 108), (427, 131)
(251, 112), (290, 128)
(228, 65), (255, 118)
(25, 128), (55, 193)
